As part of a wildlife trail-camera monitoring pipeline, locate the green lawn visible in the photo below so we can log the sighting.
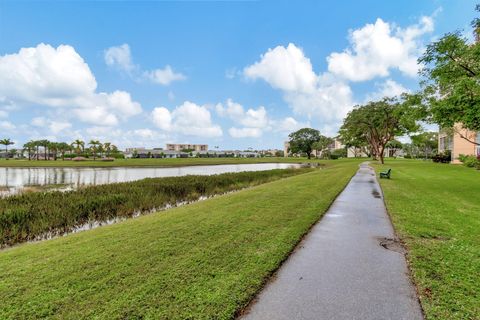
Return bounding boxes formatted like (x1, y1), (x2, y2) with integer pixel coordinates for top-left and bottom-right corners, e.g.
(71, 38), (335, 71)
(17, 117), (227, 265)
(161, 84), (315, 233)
(0, 157), (322, 167)
(374, 160), (480, 320)
(0, 160), (359, 319)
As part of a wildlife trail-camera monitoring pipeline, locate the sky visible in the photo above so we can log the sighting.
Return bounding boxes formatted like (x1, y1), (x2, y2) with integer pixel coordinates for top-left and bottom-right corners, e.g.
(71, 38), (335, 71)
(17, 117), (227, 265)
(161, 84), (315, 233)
(0, 0), (477, 150)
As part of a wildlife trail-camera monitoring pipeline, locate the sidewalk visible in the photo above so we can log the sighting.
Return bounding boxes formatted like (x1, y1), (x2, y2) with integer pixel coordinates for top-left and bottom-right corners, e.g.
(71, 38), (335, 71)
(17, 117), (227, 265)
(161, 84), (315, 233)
(241, 163), (423, 320)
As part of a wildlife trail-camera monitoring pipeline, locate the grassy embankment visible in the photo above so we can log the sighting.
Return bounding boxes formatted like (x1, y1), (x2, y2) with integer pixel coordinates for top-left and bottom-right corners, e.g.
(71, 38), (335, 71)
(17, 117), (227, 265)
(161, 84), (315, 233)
(0, 160), (359, 319)
(0, 157), (321, 168)
(0, 168), (312, 247)
(374, 160), (479, 320)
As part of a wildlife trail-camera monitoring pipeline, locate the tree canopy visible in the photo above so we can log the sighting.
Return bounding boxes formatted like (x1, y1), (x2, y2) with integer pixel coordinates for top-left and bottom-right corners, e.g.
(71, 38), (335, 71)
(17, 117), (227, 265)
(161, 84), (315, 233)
(419, 5), (480, 145)
(288, 128), (322, 159)
(339, 97), (420, 164)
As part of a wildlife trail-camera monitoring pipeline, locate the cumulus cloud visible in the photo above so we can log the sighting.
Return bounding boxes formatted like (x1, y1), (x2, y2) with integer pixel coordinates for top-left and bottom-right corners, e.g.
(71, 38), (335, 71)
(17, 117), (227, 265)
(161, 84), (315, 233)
(104, 44), (135, 73)
(104, 44), (185, 86)
(144, 65), (186, 85)
(274, 117), (309, 133)
(152, 101), (222, 138)
(216, 99), (270, 138)
(244, 43), (317, 93)
(327, 16), (434, 81)
(244, 43), (353, 128)
(31, 117), (72, 134)
(365, 79), (410, 102)
(243, 15), (434, 135)
(0, 43), (142, 126)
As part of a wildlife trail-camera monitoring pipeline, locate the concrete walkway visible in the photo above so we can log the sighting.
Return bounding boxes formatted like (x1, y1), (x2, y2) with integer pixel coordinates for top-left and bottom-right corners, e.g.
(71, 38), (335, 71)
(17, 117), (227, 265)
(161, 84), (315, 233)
(241, 163), (423, 320)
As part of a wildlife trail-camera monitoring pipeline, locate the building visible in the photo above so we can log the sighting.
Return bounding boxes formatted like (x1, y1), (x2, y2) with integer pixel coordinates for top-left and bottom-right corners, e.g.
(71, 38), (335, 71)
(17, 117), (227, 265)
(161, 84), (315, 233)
(438, 124), (480, 164)
(166, 144), (208, 152)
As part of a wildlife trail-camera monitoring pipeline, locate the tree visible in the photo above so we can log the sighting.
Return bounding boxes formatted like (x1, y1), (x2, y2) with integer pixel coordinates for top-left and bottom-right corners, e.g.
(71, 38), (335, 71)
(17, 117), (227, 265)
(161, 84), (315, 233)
(37, 139), (50, 160)
(385, 140), (403, 157)
(49, 142), (61, 160)
(288, 128), (322, 159)
(89, 140), (101, 160)
(23, 141), (36, 161)
(103, 142), (112, 157)
(57, 142), (71, 160)
(340, 97), (420, 164)
(419, 5), (480, 146)
(0, 138), (15, 160)
(71, 139), (85, 155)
(312, 136), (334, 159)
(411, 132), (438, 160)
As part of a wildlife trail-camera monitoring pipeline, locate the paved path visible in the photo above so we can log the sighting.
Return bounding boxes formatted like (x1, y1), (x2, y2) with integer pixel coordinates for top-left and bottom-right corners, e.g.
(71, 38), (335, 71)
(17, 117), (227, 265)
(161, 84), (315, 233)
(241, 163), (423, 320)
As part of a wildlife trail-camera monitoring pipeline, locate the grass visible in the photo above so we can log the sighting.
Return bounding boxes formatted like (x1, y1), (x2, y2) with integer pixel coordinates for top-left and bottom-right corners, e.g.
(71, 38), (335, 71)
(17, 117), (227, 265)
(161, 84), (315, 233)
(374, 159), (480, 320)
(0, 157), (322, 168)
(0, 160), (358, 319)
(0, 167), (312, 247)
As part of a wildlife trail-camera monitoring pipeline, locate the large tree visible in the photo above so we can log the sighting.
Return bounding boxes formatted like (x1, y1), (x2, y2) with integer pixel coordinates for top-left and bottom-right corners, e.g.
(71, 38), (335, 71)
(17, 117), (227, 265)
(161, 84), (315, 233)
(0, 138), (14, 160)
(340, 97), (420, 164)
(288, 128), (322, 159)
(419, 5), (480, 145)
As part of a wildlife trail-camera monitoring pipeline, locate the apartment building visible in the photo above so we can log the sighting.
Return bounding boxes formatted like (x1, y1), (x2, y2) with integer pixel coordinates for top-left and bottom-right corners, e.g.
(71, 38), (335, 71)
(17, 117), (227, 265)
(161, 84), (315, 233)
(438, 124), (480, 163)
(166, 144), (208, 152)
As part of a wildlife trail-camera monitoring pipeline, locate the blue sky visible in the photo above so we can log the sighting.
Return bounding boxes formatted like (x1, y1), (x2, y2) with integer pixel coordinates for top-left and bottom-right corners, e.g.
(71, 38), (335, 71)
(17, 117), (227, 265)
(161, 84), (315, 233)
(0, 0), (477, 150)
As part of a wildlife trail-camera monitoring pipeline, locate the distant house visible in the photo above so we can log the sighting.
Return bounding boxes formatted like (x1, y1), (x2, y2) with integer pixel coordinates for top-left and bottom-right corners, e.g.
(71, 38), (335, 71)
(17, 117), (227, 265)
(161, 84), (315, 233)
(166, 144), (208, 152)
(438, 123), (480, 163)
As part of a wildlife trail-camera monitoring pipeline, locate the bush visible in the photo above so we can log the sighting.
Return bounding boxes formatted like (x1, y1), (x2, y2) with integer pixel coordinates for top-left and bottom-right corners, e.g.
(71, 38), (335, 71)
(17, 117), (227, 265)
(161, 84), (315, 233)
(432, 151), (451, 163)
(458, 154), (480, 168)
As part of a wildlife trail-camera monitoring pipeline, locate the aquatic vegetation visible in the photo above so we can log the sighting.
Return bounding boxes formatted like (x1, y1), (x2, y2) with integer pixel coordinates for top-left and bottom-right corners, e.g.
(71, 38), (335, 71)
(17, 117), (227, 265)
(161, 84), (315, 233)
(0, 168), (311, 247)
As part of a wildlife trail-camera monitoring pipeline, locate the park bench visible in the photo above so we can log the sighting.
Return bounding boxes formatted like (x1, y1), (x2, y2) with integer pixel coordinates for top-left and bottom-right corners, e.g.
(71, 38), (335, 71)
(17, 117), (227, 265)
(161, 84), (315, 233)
(380, 168), (391, 179)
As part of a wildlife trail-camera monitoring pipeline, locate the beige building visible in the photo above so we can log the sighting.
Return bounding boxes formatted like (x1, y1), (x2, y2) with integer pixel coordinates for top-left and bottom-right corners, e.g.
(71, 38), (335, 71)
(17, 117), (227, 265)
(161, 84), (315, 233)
(166, 144), (208, 152)
(438, 124), (480, 164)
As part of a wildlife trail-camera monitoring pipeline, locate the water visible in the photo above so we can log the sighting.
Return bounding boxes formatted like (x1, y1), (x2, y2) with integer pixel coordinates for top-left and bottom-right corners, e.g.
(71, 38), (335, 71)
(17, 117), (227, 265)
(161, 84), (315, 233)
(0, 163), (301, 196)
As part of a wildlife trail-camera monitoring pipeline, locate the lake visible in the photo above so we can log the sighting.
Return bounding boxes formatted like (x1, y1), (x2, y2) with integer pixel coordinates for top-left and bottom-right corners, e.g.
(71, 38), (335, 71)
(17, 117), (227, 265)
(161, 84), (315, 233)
(0, 163), (301, 196)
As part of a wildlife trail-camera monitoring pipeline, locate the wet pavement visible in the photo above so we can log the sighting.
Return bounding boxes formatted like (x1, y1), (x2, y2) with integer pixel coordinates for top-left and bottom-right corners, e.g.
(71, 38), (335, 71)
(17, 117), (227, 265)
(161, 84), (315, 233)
(241, 163), (423, 320)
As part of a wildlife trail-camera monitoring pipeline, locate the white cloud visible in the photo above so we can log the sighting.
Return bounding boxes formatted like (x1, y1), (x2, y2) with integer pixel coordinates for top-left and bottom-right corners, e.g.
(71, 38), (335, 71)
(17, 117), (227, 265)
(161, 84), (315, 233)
(152, 101), (222, 138)
(31, 117), (72, 134)
(244, 43), (317, 93)
(0, 110), (8, 118)
(104, 44), (135, 73)
(274, 117), (309, 133)
(229, 127), (262, 138)
(0, 43), (142, 127)
(144, 65), (186, 85)
(216, 99), (270, 138)
(365, 79), (409, 102)
(244, 44), (353, 131)
(151, 107), (172, 131)
(0, 121), (15, 131)
(104, 44), (185, 86)
(327, 16), (434, 81)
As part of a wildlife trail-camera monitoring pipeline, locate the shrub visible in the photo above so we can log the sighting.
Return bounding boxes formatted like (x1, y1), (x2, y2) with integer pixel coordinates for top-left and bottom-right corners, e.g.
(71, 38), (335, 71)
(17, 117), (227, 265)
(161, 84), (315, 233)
(458, 154), (480, 168)
(432, 151), (451, 163)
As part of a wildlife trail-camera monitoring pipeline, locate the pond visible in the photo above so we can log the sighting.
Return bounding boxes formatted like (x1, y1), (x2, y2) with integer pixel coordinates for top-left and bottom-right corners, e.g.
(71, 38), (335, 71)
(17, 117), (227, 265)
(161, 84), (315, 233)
(0, 163), (302, 196)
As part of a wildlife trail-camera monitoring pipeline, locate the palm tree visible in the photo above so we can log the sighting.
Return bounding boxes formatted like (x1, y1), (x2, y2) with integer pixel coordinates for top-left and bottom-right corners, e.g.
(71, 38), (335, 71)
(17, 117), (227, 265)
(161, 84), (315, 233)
(23, 141), (35, 161)
(0, 138), (15, 160)
(71, 139), (85, 156)
(89, 140), (101, 160)
(57, 142), (71, 160)
(103, 142), (112, 157)
(38, 139), (50, 160)
(48, 142), (59, 161)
